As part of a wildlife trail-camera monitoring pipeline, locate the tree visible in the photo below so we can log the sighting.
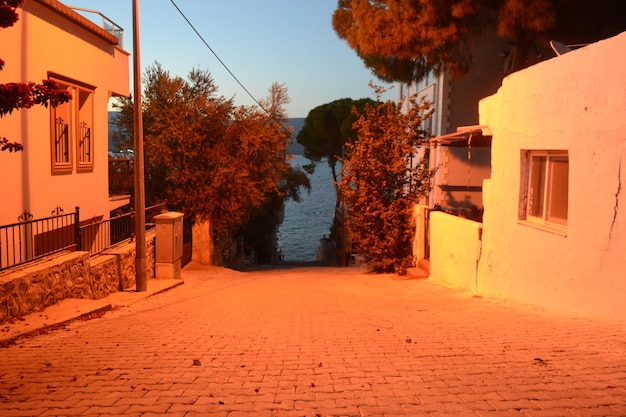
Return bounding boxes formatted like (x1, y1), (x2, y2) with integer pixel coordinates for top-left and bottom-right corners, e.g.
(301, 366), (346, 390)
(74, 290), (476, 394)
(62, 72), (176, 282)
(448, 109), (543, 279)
(297, 98), (373, 203)
(222, 82), (310, 264)
(332, 0), (626, 82)
(1, 0), (71, 152)
(340, 85), (434, 274)
(114, 63), (309, 265)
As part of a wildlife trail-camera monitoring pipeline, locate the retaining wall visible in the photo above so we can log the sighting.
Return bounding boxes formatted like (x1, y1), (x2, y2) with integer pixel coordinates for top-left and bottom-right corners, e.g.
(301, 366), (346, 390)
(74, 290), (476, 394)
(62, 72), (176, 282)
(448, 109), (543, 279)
(0, 232), (155, 323)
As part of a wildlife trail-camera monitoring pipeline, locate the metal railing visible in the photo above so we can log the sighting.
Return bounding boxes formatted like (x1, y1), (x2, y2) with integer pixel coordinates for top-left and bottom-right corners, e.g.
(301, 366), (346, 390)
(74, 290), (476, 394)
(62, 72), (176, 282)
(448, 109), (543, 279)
(79, 203), (168, 255)
(1, 208), (79, 271)
(1, 203), (167, 270)
(68, 6), (124, 47)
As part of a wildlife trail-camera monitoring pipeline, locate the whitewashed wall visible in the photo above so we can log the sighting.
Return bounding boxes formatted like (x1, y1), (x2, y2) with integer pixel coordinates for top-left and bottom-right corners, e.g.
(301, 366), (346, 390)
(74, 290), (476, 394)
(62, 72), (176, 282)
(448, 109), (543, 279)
(430, 212), (483, 292)
(477, 32), (626, 319)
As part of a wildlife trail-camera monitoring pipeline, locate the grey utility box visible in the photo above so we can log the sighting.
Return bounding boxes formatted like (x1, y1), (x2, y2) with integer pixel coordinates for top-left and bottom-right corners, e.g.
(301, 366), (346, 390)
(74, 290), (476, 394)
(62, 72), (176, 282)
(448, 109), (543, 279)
(154, 211), (184, 279)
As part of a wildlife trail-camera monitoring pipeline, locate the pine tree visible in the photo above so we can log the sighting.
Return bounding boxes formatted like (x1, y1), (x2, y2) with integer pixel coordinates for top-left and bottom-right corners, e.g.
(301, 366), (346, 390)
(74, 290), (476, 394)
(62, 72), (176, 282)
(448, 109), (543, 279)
(297, 97), (373, 204)
(332, 0), (626, 82)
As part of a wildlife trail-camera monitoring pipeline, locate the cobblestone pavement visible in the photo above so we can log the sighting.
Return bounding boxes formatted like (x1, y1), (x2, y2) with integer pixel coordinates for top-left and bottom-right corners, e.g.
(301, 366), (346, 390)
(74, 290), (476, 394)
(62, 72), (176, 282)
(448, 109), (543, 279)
(1, 263), (626, 417)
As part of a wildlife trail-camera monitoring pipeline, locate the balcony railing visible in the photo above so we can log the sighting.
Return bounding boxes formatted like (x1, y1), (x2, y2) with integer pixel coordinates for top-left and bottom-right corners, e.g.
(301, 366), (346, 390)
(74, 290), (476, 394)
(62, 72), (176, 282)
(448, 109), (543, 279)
(69, 6), (124, 47)
(79, 203), (167, 255)
(0, 209), (79, 271)
(0, 204), (167, 271)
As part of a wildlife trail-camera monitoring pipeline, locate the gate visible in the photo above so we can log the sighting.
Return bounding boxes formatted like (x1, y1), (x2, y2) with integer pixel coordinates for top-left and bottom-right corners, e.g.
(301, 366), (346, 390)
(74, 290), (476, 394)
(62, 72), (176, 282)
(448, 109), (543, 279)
(424, 208), (431, 260)
(182, 214), (192, 267)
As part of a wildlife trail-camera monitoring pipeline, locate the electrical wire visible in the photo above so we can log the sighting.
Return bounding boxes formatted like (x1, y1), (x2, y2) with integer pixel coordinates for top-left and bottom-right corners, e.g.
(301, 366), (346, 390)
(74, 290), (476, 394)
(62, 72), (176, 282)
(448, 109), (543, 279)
(168, 0), (297, 141)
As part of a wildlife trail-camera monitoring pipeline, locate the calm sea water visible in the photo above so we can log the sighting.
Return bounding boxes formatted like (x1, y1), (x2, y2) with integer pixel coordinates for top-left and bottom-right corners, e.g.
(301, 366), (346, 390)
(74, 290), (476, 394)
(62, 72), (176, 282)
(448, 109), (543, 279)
(278, 155), (336, 261)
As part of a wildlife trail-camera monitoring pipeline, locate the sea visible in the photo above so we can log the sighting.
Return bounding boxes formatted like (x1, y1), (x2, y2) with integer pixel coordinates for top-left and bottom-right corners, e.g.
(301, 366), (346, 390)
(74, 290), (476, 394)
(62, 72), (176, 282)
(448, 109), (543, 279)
(277, 155), (336, 262)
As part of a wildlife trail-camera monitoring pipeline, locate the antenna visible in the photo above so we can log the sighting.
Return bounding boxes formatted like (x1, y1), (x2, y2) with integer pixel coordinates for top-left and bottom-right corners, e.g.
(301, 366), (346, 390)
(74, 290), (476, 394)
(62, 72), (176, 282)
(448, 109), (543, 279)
(550, 40), (572, 56)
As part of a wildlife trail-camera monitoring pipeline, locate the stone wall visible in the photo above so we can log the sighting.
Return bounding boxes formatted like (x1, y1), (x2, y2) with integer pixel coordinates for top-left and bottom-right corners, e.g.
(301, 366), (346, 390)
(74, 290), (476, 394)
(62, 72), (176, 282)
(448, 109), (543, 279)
(0, 231), (155, 324)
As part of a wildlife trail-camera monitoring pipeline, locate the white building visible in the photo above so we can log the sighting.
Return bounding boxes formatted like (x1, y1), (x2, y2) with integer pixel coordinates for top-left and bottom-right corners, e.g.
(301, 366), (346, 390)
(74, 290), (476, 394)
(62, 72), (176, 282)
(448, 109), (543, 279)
(398, 27), (509, 211)
(430, 31), (626, 319)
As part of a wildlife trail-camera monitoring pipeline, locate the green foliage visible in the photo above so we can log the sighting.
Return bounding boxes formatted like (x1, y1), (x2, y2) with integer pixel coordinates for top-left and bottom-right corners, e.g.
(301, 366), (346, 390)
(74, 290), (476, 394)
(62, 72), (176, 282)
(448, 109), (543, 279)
(332, 0), (626, 81)
(297, 97), (373, 202)
(113, 63), (310, 264)
(340, 85), (434, 274)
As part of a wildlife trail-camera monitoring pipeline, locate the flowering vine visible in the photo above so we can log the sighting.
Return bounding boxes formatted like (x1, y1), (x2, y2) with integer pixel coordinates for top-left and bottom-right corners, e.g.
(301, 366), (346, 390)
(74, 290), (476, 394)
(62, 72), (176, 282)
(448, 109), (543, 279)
(1, 0), (72, 152)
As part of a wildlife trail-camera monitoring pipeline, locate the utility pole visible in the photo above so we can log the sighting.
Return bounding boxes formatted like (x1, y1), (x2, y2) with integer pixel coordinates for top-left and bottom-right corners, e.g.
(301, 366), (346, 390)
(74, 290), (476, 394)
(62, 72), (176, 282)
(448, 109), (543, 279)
(132, 0), (147, 291)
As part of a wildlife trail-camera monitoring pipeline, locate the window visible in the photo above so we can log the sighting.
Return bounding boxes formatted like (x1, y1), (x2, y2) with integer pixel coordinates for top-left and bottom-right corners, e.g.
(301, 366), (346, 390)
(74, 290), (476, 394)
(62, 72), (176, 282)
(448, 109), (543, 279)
(77, 88), (94, 171)
(426, 69), (435, 86)
(520, 150), (569, 231)
(50, 75), (95, 174)
(51, 84), (72, 174)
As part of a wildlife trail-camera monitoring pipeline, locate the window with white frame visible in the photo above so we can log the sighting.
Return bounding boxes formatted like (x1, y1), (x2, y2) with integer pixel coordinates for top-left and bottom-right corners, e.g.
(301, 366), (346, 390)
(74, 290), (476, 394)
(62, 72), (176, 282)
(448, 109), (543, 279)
(50, 76), (95, 174)
(520, 150), (569, 230)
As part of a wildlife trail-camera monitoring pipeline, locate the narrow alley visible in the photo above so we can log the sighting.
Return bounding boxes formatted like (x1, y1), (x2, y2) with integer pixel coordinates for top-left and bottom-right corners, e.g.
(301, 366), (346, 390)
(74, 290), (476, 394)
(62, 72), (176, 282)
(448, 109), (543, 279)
(1, 263), (625, 416)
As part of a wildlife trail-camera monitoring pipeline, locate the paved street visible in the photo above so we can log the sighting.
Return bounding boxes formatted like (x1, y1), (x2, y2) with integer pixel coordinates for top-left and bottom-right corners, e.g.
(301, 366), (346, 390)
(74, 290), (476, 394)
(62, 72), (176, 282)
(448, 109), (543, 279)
(1, 263), (626, 417)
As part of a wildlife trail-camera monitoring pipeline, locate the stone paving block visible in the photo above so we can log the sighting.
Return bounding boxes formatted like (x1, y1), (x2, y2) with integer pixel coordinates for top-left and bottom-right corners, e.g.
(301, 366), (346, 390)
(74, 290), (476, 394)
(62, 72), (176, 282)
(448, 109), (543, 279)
(274, 391), (315, 403)
(228, 411), (272, 417)
(335, 396), (379, 408)
(124, 403), (171, 414)
(446, 400), (495, 412)
(315, 405), (361, 416)
(402, 402), (452, 414)
(72, 397), (123, 408)
(38, 406), (91, 416)
(141, 388), (188, 398)
(531, 398), (588, 409)
(270, 410), (316, 417)
(2, 264), (626, 416)
(26, 399), (82, 409)
(139, 413), (186, 417)
(112, 394), (155, 407)
(315, 391), (356, 401)
(521, 408), (580, 417)
(1, 408), (48, 417)
(488, 398), (540, 411)
(82, 404), (131, 415)
(294, 398), (336, 410)
(494, 387), (550, 401)
(474, 410), (527, 416)
(358, 404), (407, 415)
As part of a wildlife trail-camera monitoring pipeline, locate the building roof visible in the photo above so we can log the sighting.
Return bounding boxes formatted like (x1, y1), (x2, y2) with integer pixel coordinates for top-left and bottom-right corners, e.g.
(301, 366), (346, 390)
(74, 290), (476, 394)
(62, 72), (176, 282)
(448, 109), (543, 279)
(34, 0), (120, 46)
(430, 125), (492, 147)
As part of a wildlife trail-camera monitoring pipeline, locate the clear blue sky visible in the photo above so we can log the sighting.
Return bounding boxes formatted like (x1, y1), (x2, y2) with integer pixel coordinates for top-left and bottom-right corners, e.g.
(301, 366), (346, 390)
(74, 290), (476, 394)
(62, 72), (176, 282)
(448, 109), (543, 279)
(66, 0), (395, 117)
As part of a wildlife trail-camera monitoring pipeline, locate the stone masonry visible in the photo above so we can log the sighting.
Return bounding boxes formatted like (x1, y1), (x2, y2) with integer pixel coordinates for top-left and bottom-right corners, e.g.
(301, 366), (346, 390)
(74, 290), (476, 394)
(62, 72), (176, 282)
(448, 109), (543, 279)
(0, 232), (155, 323)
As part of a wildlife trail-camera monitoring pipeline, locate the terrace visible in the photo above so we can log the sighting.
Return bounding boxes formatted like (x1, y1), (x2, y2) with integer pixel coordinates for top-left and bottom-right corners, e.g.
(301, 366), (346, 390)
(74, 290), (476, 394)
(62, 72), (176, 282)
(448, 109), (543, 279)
(68, 6), (124, 47)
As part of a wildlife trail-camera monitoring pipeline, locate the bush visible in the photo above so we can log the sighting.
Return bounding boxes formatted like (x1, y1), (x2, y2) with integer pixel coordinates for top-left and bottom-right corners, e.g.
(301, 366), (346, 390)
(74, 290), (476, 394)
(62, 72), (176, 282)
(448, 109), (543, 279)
(340, 86), (434, 274)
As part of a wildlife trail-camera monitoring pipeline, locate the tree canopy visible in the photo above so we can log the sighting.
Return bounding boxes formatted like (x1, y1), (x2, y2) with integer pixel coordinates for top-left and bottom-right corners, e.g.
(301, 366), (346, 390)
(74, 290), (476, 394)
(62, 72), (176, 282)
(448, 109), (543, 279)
(332, 0), (626, 82)
(297, 97), (373, 202)
(114, 63), (309, 261)
(1, 0), (71, 152)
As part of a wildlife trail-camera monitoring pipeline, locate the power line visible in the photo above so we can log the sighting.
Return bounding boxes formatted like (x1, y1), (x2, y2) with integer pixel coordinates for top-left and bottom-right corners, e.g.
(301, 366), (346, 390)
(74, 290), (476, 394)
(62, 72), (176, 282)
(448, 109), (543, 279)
(168, 0), (297, 141)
